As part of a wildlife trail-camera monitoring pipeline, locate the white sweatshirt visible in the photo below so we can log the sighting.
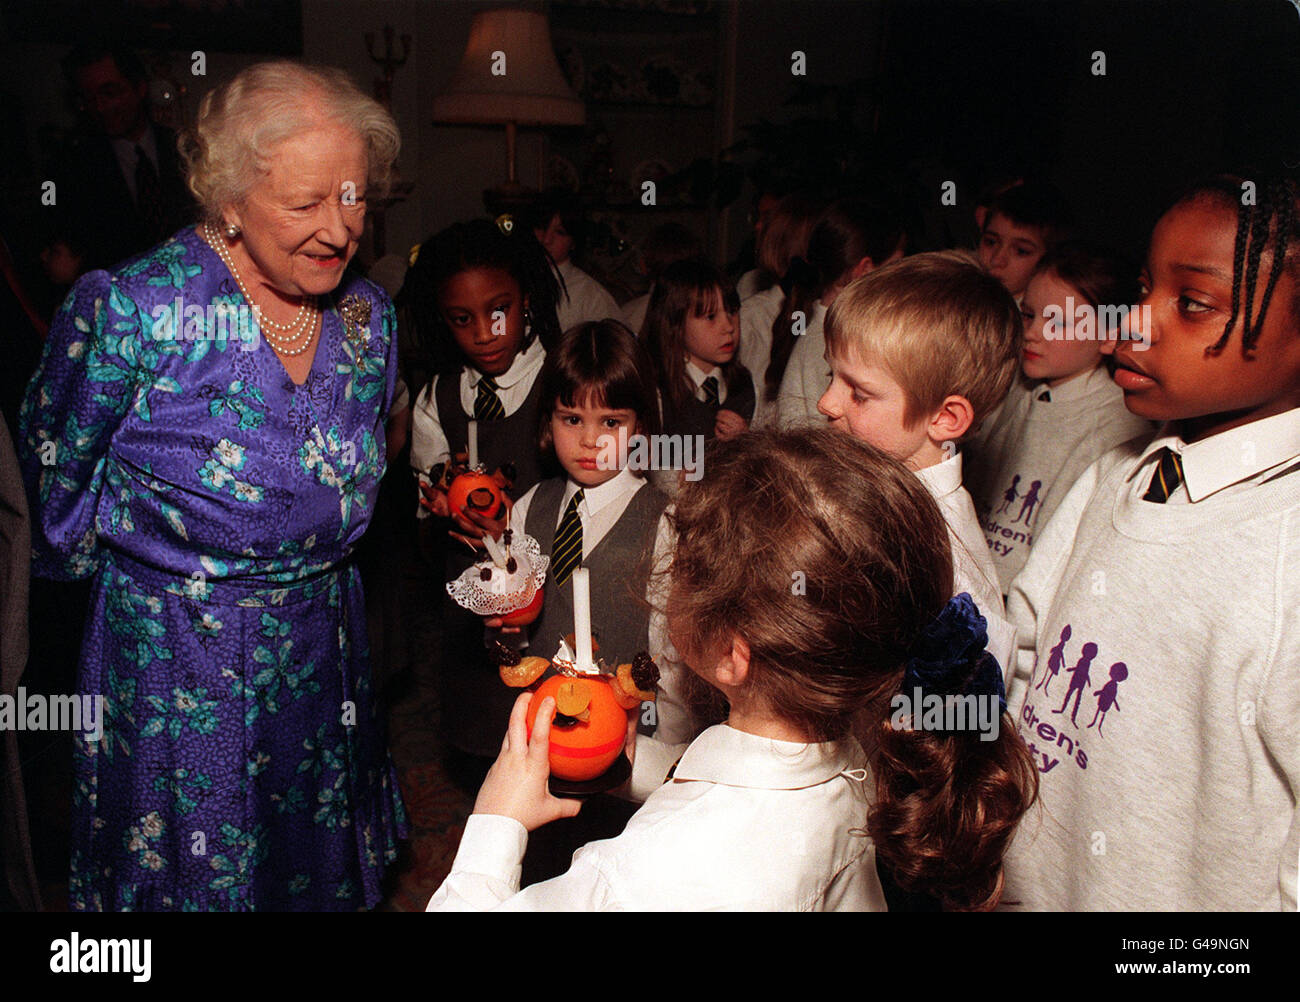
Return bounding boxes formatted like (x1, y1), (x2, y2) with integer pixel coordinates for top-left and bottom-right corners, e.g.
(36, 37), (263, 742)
(738, 285), (784, 429)
(556, 259), (621, 334)
(965, 366), (1154, 591)
(1002, 410), (1300, 911)
(774, 301), (830, 429)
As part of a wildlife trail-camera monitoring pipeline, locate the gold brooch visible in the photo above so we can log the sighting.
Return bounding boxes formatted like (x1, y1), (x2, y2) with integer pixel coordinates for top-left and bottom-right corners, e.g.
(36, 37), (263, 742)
(338, 294), (371, 345)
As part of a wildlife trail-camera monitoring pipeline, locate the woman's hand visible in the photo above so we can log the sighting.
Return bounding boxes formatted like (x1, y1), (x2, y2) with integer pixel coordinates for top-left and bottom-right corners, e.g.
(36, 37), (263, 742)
(714, 408), (749, 441)
(473, 692), (583, 831)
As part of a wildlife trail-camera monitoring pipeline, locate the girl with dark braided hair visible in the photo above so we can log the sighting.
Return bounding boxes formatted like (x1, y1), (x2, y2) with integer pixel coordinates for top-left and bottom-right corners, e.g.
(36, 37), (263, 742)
(1003, 172), (1300, 910)
(398, 217), (563, 766)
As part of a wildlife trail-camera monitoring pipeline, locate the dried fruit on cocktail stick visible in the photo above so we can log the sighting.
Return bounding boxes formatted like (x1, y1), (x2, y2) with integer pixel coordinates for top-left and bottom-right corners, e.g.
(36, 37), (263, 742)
(499, 655), (550, 688)
(555, 679), (592, 718)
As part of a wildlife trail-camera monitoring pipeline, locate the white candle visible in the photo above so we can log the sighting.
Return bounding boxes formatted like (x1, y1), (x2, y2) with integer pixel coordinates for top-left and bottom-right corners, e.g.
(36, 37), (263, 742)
(572, 567), (593, 672)
(482, 532), (508, 568)
(467, 420), (479, 469)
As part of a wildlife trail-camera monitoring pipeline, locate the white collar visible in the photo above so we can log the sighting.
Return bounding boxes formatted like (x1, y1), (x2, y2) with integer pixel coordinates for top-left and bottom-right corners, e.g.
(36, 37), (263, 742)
(913, 448), (964, 500)
(685, 358), (723, 389)
(1032, 364), (1115, 405)
(466, 336), (544, 391)
(562, 464), (643, 518)
(1124, 408), (1300, 502)
(669, 724), (865, 790)
(113, 126), (157, 163)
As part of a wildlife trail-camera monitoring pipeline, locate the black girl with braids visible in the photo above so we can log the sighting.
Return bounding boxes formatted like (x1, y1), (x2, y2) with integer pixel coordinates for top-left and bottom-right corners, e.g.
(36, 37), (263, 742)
(1105, 172), (1300, 443)
(397, 217), (564, 764)
(1004, 172), (1300, 910)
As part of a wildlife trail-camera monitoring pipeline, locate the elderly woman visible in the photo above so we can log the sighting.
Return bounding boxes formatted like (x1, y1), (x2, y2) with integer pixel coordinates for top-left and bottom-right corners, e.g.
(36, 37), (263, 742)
(18, 62), (406, 910)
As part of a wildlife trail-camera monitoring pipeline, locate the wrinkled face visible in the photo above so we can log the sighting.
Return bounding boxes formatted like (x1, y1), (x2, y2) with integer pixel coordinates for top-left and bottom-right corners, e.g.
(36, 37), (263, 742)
(438, 266), (528, 377)
(75, 56), (147, 139)
(226, 122), (368, 299)
(1104, 198), (1300, 442)
(1020, 269), (1106, 386)
(683, 288), (738, 370)
(535, 213), (574, 265)
(550, 392), (640, 488)
(979, 212), (1048, 296)
(818, 349), (930, 468)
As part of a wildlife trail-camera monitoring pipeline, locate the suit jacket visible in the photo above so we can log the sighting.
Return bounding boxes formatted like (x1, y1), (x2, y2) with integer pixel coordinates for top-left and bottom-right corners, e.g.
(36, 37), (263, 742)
(52, 121), (196, 271)
(0, 412), (37, 910)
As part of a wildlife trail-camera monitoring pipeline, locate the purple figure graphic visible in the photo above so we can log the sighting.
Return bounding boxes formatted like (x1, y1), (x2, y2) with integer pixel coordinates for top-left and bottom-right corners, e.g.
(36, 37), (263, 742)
(1036, 624), (1072, 694)
(996, 474), (1021, 515)
(1053, 642), (1097, 726)
(1087, 662), (1128, 736)
(1015, 480), (1042, 524)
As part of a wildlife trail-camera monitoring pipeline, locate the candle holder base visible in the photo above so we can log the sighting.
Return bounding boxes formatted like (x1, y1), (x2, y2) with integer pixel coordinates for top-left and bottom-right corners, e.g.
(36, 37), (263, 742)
(548, 754), (631, 799)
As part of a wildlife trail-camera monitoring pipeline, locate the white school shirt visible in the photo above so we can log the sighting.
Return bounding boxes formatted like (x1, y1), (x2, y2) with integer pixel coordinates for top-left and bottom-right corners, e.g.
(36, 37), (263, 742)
(735, 267), (765, 301)
(556, 259), (621, 334)
(620, 290), (650, 337)
(425, 724), (884, 911)
(738, 285), (785, 429)
(684, 358), (729, 406)
(409, 337), (546, 517)
(774, 301), (830, 429)
(914, 450), (1016, 679)
(1001, 408), (1300, 910)
(509, 469), (689, 777)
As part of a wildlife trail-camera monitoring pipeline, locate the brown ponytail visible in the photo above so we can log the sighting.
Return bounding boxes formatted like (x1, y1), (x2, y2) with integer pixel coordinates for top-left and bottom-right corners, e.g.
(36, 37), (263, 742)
(667, 427), (1037, 910)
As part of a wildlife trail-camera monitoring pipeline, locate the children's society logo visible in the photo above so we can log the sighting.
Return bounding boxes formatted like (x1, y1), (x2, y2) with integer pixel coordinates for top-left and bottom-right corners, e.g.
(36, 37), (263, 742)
(0, 688), (103, 742)
(1042, 297), (1151, 350)
(889, 688), (1001, 742)
(596, 427), (705, 482)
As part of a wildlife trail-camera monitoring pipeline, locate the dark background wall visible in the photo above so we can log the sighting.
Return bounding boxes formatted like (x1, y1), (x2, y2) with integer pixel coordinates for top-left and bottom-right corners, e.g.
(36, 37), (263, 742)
(1, 0), (1297, 277)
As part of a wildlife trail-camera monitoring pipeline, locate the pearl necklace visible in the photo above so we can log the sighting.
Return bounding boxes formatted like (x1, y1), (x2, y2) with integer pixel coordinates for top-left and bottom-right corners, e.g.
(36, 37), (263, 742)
(204, 222), (320, 356)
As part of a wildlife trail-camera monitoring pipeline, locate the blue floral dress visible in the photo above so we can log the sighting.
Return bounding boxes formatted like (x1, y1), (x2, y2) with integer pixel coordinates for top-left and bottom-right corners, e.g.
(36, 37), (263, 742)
(18, 226), (408, 910)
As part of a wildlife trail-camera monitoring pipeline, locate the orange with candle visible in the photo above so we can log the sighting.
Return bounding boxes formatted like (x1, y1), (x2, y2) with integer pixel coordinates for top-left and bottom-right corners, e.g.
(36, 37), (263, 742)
(499, 644), (660, 784)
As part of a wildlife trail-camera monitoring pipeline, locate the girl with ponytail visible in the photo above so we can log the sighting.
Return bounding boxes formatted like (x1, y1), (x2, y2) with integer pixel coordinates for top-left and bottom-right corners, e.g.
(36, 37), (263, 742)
(428, 427), (1037, 911)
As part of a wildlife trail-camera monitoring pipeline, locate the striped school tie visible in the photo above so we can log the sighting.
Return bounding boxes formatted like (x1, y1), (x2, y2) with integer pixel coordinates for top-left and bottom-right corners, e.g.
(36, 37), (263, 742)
(702, 376), (720, 407)
(1142, 448), (1185, 503)
(474, 375), (506, 420)
(550, 489), (584, 586)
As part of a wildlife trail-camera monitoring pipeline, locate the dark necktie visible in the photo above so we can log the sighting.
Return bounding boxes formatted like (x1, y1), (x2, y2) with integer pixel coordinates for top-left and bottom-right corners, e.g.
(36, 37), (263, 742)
(1142, 448), (1185, 503)
(1037, 389), (1051, 402)
(474, 374), (506, 421)
(134, 144), (166, 243)
(550, 489), (584, 587)
(702, 376), (720, 407)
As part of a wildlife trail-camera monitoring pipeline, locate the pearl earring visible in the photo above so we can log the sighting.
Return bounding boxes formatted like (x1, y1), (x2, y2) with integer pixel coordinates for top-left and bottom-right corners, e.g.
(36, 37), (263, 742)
(223, 222), (241, 239)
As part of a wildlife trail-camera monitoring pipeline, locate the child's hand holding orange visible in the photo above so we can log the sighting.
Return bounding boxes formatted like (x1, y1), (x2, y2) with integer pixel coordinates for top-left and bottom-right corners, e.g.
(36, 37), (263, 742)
(418, 477), (451, 517)
(449, 495), (513, 550)
(472, 692), (583, 831)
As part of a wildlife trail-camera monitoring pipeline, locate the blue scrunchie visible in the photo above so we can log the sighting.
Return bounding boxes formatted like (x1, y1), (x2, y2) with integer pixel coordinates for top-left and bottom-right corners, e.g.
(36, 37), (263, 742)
(901, 593), (1007, 715)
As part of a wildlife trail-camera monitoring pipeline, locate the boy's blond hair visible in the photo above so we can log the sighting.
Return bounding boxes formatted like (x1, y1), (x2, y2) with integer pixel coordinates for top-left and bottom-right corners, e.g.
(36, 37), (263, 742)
(824, 249), (1021, 430)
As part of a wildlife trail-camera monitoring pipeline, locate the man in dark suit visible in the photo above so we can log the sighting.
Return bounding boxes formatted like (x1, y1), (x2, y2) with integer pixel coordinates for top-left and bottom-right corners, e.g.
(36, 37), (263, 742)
(52, 42), (195, 272)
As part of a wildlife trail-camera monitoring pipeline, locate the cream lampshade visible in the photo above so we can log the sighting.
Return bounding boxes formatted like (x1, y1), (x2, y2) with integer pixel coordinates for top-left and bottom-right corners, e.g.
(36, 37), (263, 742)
(433, 8), (585, 190)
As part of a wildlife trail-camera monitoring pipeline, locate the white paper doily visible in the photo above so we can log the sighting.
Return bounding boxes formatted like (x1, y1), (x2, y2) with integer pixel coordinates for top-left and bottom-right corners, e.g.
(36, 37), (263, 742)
(446, 533), (549, 616)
